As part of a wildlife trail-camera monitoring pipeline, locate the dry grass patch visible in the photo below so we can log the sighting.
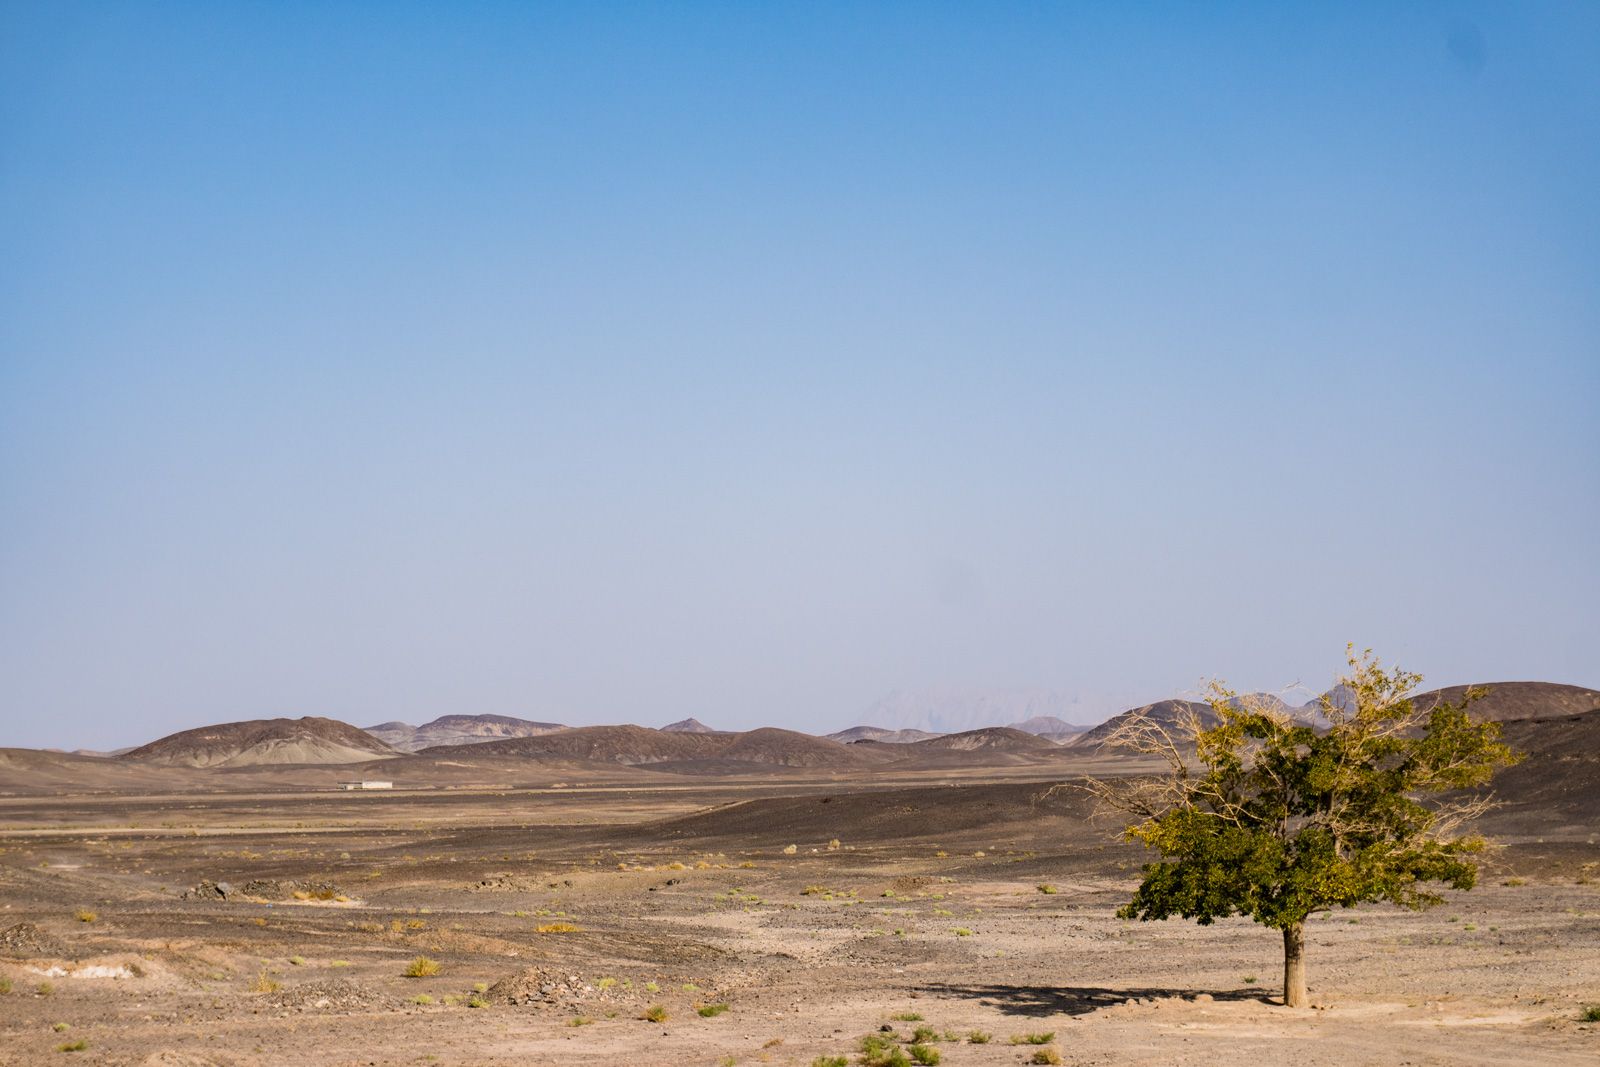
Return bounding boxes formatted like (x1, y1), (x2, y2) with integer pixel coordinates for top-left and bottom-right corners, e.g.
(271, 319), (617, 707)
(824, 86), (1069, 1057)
(402, 956), (441, 978)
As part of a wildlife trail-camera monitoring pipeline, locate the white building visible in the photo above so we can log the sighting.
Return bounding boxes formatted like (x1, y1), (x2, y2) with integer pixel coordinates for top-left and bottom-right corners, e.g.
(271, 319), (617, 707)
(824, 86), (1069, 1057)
(337, 780), (394, 790)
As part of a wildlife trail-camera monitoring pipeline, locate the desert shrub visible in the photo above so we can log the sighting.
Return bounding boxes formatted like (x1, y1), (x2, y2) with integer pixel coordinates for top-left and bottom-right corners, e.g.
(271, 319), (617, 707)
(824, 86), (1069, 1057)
(782, 844), (798, 855)
(56, 1040), (89, 1053)
(288, 956), (305, 966)
(1036, 884), (1057, 894)
(889, 1012), (923, 1021)
(567, 1016), (593, 1027)
(951, 927), (973, 937)
(52, 1022), (69, 1032)
(0, 977), (11, 995)
(465, 994), (488, 1008)
(1029, 1049), (1063, 1066)
(411, 994), (434, 1005)
(330, 960), (350, 968)
(909, 1026), (937, 1043)
(249, 971), (279, 993)
(1581, 1004), (1600, 1022)
(858, 1034), (910, 1067)
(642, 1004), (668, 1023)
(74, 910), (96, 924)
(811, 1058), (847, 1067)
(535, 922), (579, 933)
(403, 956), (441, 978)
(908, 1045), (940, 1066)
(1010, 1032), (1054, 1045)
(966, 1030), (991, 1043)
(1242, 975), (1258, 985)
(697, 1003), (730, 1017)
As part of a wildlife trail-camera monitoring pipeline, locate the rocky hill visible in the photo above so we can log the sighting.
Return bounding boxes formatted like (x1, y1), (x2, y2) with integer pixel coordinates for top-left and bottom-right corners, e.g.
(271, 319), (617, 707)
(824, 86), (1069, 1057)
(120, 716), (399, 768)
(908, 726), (1060, 753)
(827, 725), (944, 744)
(661, 718), (718, 733)
(364, 714), (567, 752)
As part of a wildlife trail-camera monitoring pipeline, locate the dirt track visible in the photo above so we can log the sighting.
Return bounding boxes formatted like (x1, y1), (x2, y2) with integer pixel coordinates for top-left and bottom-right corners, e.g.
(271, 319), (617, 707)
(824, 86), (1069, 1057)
(1, 774), (1597, 1065)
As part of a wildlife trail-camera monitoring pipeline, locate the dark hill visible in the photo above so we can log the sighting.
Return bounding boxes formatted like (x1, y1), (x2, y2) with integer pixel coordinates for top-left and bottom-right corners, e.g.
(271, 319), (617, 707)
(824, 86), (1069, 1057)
(1413, 681), (1600, 722)
(1066, 699), (1217, 749)
(120, 716), (399, 768)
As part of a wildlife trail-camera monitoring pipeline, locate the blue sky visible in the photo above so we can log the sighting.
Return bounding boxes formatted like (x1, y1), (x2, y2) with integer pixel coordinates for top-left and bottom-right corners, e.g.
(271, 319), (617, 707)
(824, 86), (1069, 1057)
(2, 2), (1597, 748)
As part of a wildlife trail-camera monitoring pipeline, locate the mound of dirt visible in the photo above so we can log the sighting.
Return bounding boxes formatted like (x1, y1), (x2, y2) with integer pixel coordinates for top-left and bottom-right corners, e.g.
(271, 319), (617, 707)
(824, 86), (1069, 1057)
(267, 978), (388, 1012)
(487, 967), (618, 1006)
(0, 922), (63, 958)
(185, 878), (344, 901)
(121, 717), (398, 768)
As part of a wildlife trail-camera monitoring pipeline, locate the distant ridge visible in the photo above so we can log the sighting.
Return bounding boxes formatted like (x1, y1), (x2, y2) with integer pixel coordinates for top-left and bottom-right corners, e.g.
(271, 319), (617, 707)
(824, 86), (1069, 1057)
(661, 718), (718, 733)
(121, 716), (399, 768)
(421, 724), (877, 770)
(365, 714), (567, 753)
(827, 725), (944, 744)
(909, 726), (1059, 753)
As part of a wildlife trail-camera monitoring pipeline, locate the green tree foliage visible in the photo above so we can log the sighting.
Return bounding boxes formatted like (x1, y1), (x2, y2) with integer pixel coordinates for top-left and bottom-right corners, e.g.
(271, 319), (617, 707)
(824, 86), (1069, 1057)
(1092, 647), (1518, 1007)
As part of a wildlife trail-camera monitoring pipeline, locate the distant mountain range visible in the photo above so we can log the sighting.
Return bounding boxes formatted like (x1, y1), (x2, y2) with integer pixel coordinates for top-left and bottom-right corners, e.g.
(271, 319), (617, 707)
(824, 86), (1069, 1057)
(65, 681), (1600, 772)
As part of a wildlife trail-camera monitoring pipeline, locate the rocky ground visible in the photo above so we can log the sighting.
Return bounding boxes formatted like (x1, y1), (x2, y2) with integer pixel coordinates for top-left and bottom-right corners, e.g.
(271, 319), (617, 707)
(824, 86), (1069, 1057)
(0, 777), (1596, 1066)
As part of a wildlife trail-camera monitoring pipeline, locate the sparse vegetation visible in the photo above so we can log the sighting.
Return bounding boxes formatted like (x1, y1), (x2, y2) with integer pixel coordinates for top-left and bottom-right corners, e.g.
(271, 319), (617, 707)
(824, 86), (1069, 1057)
(1029, 1048), (1063, 1065)
(535, 922), (580, 933)
(859, 1033), (911, 1067)
(811, 1058), (848, 1067)
(1010, 1032), (1055, 1045)
(288, 955), (305, 966)
(642, 1003), (668, 1023)
(1036, 884), (1057, 894)
(0, 977), (11, 995)
(250, 971), (279, 993)
(403, 956), (441, 978)
(56, 1040), (89, 1053)
(567, 1016), (593, 1027)
(697, 1002), (730, 1017)
(889, 1012), (923, 1021)
(74, 910), (96, 923)
(966, 1030), (991, 1043)
(1581, 1004), (1600, 1023)
(907, 1044), (940, 1065)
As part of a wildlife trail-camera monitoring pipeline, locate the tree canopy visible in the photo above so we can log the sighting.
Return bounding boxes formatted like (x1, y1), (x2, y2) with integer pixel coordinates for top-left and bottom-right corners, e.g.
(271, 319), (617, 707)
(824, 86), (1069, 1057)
(1093, 647), (1519, 1007)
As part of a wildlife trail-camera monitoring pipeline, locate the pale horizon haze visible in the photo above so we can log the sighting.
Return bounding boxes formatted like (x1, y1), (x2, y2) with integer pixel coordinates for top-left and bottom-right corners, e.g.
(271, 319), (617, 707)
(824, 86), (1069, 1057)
(2, 3), (1597, 750)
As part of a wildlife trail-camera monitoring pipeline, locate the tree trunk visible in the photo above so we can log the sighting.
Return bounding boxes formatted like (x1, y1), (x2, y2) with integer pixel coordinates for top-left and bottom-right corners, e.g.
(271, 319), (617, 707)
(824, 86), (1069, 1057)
(1282, 922), (1308, 1008)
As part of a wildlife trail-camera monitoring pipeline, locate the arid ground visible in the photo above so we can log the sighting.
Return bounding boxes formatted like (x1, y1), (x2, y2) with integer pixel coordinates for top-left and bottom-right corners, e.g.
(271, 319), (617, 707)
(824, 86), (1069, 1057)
(2, 763), (1597, 1066)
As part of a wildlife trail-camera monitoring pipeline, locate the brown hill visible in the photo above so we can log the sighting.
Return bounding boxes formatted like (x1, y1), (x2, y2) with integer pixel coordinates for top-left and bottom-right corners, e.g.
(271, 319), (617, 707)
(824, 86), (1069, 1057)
(661, 718), (718, 733)
(827, 725), (944, 744)
(1412, 681), (1600, 722)
(365, 714), (567, 752)
(421, 725), (726, 764)
(1066, 699), (1217, 749)
(424, 724), (878, 771)
(909, 727), (1060, 753)
(120, 716), (399, 768)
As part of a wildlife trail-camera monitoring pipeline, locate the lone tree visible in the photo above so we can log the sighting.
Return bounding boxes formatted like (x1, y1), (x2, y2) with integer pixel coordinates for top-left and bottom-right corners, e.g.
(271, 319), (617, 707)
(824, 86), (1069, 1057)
(1090, 647), (1518, 1008)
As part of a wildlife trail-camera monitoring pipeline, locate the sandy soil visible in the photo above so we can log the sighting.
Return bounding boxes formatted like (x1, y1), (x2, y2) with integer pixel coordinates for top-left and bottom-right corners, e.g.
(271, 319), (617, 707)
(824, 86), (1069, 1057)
(1, 774), (1596, 1066)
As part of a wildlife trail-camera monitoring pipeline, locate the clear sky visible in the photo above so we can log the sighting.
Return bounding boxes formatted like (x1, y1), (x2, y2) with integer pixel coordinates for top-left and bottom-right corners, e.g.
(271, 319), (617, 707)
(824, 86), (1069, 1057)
(2, 2), (1596, 749)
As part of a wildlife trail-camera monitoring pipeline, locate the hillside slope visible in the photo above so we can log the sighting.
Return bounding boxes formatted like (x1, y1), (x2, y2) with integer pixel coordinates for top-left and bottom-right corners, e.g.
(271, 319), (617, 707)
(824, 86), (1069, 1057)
(120, 716), (399, 768)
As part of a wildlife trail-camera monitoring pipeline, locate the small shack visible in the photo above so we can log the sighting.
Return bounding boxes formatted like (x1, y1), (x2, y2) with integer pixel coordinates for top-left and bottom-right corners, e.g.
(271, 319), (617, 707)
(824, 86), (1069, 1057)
(337, 780), (394, 791)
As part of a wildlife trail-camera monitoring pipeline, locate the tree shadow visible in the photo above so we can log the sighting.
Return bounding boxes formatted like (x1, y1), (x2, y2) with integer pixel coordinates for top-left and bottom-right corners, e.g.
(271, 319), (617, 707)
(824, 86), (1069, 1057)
(918, 982), (1274, 1017)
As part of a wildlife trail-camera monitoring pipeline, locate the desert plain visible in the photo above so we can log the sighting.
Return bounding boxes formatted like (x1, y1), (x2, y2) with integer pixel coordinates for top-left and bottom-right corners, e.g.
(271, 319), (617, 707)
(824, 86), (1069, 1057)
(1, 695), (1597, 1067)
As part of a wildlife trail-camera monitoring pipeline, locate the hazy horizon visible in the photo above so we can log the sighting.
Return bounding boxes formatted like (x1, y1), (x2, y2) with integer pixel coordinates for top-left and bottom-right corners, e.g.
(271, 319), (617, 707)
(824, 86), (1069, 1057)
(4, 4), (1598, 751)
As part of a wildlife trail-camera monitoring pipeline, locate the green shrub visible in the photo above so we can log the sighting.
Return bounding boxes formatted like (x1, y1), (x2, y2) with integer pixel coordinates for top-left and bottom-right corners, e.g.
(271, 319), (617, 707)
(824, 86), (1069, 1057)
(1010, 1032), (1054, 1045)
(1029, 1049), (1063, 1066)
(402, 956), (440, 978)
(697, 1003), (730, 1017)
(908, 1044), (940, 1065)
(967, 1030), (991, 1043)
(1581, 1004), (1600, 1022)
(642, 1004), (668, 1023)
